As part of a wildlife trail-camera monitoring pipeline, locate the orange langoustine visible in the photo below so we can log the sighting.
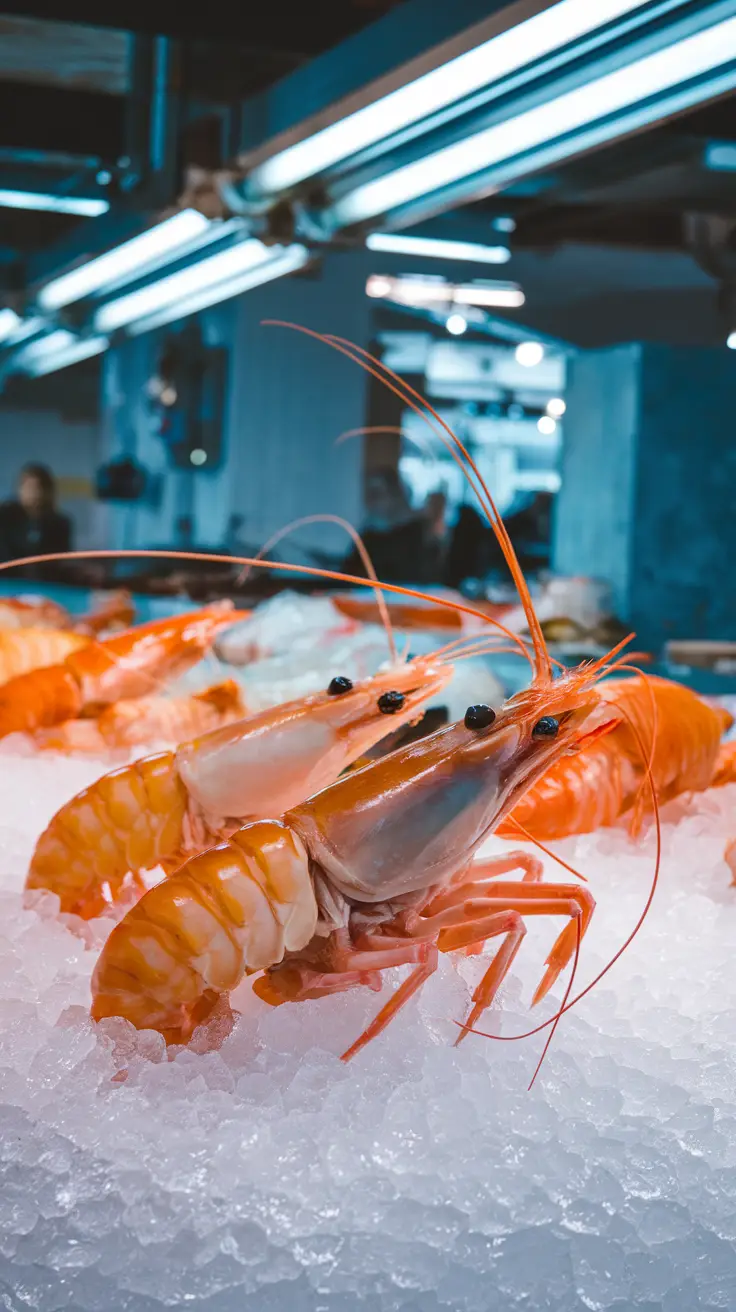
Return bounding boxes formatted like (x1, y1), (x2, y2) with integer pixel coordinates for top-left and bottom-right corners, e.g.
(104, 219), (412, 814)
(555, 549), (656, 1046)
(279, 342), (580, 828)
(33, 679), (248, 755)
(500, 674), (733, 842)
(26, 654), (451, 918)
(78, 327), (658, 1074)
(0, 603), (245, 739)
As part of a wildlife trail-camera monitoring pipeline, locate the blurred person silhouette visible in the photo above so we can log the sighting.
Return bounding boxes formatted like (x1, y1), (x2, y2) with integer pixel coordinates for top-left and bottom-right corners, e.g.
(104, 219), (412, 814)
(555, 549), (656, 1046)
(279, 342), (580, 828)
(0, 464), (72, 579)
(342, 468), (431, 583)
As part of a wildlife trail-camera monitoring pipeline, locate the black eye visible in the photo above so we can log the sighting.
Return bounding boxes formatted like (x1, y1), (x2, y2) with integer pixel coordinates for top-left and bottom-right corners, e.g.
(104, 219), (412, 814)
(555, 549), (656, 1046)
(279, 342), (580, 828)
(328, 676), (353, 696)
(464, 704), (496, 731)
(532, 716), (559, 739)
(378, 690), (405, 714)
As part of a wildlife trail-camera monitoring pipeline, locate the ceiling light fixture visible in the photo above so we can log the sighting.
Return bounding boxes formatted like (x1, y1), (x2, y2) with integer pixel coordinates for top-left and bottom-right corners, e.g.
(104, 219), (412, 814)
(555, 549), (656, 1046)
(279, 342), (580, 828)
(0, 308), (21, 344)
(251, 0), (658, 193)
(115, 244), (310, 337)
(13, 330), (109, 377)
(0, 189), (109, 217)
(445, 313), (468, 336)
(333, 14), (736, 226)
(366, 233), (511, 263)
(37, 209), (214, 312)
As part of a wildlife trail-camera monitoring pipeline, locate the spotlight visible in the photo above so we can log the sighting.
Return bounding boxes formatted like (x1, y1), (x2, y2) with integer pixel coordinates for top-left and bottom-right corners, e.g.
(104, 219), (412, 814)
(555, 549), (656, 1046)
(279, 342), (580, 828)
(537, 416), (557, 435)
(446, 313), (468, 336)
(546, 397), (566, 417)
(727, 332), (736, 350)
(190, 449), (207, 466)
(515, 341), (544, 367)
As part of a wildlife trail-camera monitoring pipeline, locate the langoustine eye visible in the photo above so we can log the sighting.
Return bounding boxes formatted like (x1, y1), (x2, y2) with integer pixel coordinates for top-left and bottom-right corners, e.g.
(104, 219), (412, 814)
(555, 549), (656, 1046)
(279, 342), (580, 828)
(327, 677), (353, 696)
(464, 705), (496, 731)
(532, 716), (559, 739)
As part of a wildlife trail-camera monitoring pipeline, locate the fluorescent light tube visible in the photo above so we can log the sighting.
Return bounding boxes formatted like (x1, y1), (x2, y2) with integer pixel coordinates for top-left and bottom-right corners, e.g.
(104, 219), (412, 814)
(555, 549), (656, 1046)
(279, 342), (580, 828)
(115, 244), (310, 337)
(453, 283), (525, 307)
(0, 189), (109, 217)
(37, 209), (213, 312)
(6, 316), (47, 346)
(22, 336), (109, 378)
(334, 14), (736, 225)
(251, 0), (658, 192)
(366, 273), (524, 308)
(366, 232), (511, 263)
(95, 238), (287, 333)
(0, 309), (21, 343)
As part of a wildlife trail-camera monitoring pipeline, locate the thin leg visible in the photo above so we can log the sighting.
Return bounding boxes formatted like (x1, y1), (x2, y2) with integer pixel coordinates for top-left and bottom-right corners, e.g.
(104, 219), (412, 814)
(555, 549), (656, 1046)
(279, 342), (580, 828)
(444, 851), (542, 957)
(341, 944), (438, 1062)
(449, 910), (526, 1046)
(414, 879), (594, 1008)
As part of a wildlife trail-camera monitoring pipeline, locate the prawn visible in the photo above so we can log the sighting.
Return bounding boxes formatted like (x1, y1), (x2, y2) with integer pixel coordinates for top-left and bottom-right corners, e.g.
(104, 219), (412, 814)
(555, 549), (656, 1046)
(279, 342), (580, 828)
(499, 674), (733, 841)
(33, 679), (247, 754)
(26, 654), (451, 917)
(88, 328), (637, 1061)
(0, 602), (245, 739)
(0, 596), (71, 629)
(90, 663), (619, 1051)
(0, 590), (134, 635)
(0, 627), (89, 684)
(15, 327), (660, 1070)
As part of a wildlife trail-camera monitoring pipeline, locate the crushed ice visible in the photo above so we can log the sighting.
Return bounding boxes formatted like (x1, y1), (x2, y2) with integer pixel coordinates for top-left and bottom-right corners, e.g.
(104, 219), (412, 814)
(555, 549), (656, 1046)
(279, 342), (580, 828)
(1, 745), (736, 1308)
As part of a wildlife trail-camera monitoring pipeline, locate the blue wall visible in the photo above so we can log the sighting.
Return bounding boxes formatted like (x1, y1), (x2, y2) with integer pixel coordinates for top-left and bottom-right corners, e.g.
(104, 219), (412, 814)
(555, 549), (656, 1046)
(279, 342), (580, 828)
(554, 343), (736, 646)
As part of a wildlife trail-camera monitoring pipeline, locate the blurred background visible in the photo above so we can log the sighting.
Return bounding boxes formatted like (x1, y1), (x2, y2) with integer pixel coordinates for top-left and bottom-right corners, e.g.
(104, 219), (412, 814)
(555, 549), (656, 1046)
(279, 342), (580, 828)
(0, 0), (734, 686)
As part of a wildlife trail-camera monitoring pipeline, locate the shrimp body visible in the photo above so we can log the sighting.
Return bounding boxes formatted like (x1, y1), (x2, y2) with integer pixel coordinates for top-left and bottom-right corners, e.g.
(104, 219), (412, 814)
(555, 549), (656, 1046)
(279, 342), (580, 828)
(91, 668), (615, 1050)
(0, 597), (70, 629)
(0, 603), (242, 738)
(500, 675), (731, 841)
(91, 822), (315, 1040)
(0, 627), (89, 684)
(34, 680), (246, 754)
(28, 753), (189, 916)
(27, 655), (451, 917)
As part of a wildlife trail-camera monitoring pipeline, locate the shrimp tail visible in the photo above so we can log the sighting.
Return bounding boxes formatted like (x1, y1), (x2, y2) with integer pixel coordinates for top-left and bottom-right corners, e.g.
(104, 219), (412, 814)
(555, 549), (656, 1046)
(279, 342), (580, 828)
(90, 821), (316, 1042)
(26, 752), (190, 917)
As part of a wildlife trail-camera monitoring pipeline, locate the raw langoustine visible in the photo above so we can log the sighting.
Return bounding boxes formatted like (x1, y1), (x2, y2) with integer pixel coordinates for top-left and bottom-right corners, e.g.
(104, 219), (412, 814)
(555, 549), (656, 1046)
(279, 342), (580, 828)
(90, 669), (618, 1052)
(26, 655), (451, 917)
(33, 679), (247, 754)
(0, 602), (244, 739)
(0, 627), (89, 684)
(499, 674), (733, 841)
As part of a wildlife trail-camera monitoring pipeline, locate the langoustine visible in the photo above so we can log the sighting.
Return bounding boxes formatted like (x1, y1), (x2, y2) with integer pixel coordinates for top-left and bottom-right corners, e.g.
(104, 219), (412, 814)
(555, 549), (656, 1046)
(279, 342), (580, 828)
(26, 655), (451, 917)
(89, 665), (619, 1053)
(33, 679), (247, 754)
(0, 602), (244, 739)
(499, 674), (733, 842)
(0, 590), (133, 635)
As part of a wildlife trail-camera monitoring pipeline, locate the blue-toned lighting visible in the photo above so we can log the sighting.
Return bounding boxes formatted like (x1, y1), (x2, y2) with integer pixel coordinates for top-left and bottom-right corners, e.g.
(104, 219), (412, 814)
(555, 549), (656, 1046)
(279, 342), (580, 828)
(366, 233), (511, 264)
(15, 331), (109, 378)
(334, 15), (736, 225)
(37, 209), (214, 312)
(98, 242), (310, 337)
(251, 0), (658, 193)
(0, 189), (109, 217)
(0, 308), (21, 344)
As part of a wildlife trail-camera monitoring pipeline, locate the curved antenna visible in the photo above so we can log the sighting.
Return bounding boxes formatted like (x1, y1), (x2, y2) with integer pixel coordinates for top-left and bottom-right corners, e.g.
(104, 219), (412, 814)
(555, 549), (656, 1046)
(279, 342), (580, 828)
(234, 513), (398, 664)
(262, 322), (552, 685)
(0, 549), (537, 666)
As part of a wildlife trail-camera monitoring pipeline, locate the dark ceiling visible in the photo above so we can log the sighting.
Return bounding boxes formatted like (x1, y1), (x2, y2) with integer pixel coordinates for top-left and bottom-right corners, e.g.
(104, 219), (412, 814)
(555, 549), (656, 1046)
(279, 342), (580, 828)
(475, 94), (736, 257)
